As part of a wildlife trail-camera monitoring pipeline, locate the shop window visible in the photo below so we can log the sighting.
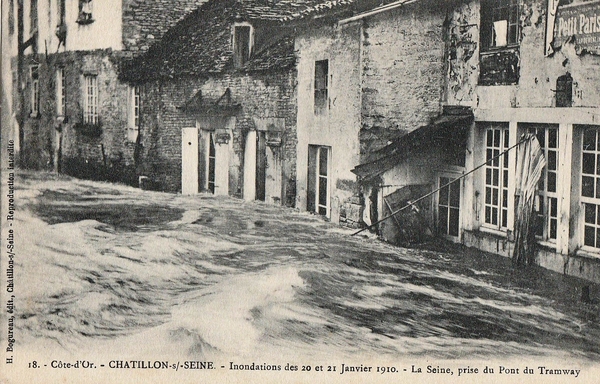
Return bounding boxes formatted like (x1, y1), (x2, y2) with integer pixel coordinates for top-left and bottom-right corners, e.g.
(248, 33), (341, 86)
(83, 74), (98, 124)
(56, 68), (66, 116)
(523, 124), (559, 242)
(480, 0), (519, 51)
(30, 65), (40, 117)
(233, 24), (252, 68)
(484, 125), (510, 229)
(77, 0), (94, 25)
(127, 85), (140, 142)
(314, 60), (329, 115)
(581, 127), (600, 249)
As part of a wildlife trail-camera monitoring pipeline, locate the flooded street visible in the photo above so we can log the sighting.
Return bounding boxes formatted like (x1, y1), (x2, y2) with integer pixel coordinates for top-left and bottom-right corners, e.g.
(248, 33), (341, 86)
(8, 171), (600, 381)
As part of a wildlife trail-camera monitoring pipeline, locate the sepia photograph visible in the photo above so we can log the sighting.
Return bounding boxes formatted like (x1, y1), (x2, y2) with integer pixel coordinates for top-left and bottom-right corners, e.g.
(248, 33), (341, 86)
(1, 0), (600, 382)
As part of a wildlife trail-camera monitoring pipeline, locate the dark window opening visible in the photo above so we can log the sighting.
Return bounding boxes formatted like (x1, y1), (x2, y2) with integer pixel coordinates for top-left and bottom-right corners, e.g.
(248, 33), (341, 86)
(233, 25), (251, 68)
(56, 0), (67, 45)
(9, 0), (15, 35)
(30, 0), (38, 36)
(556, 73), (573, 108)
(480, 0), (519, 51)
(314, 60), (328, 115)
(77, 0), (94, 25)
(58, 0), (66, 23)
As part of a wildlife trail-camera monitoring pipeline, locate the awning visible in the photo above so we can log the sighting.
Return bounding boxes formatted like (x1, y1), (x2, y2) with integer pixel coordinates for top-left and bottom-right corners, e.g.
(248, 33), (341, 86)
(352, 108), (473, 181)
(179, 88), (241, 116)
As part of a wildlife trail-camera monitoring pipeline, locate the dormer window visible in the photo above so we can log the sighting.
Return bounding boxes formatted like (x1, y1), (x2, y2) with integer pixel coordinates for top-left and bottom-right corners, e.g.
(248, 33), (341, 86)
(233, 23), (253, 68)
(77, 0), (94, 25)
(480, 0), (519, 51)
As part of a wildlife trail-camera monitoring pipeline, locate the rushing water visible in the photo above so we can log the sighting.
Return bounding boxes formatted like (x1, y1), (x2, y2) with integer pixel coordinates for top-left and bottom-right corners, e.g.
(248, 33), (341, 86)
(13, 171), (600, 364)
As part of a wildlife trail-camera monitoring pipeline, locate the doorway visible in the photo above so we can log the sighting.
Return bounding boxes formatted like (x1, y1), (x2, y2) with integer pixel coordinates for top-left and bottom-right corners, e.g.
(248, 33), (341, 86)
(255, 131), (266, 201)
(307, 145), (331, 217)
(207, 132), (216, 194)
(437, 176), (461, 238)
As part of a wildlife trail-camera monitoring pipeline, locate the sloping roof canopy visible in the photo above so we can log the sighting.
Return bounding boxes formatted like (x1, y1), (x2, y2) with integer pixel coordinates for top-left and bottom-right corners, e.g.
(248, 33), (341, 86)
(352, 108), (474, 181)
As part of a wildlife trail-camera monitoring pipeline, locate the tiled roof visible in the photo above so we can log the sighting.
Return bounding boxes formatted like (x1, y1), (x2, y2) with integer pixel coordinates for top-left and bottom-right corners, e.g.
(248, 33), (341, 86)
(352, 110), (473, 181)
(120, 0), (398, 82)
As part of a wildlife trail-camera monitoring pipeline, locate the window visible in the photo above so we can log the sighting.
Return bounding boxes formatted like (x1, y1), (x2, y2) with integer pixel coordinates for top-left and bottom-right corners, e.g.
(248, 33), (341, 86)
(314, 60), (328, 115)
(127, 85), (140, 142)
(56, 68), (66, 116)
(56, 0), (67, 45)
(83, 74), (98, 124)
(524, 124), (559, 242)
(581, 127), (600, 249)
(58, 0), (66, 24)
(556, 73), (573, 107)
(30, 0), (38, 36)
(77, 0), (94, 24)
(30, 66), (40, 116)
(9, 0), (14, 35)
(233, 24), (252, 68)
(438, 177), (461, 237)
(480, 0), (519, 51)
(484, 125), (510, 229)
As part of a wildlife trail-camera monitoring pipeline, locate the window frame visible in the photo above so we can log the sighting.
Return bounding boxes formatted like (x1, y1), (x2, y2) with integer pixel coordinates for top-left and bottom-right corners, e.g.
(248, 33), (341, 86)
(522, 124), (559, 243)
(77, 0), (94, 25)
(127, 85), (140, 142)
(480, 0), (520, 52)
(438, 175), (462, 238)
(83, 74), (98, 124)
(314, 59), (329, 116)
(232, 23), (253, 68)
(483, 125), (510, 231)
(580, 126), (600, 251)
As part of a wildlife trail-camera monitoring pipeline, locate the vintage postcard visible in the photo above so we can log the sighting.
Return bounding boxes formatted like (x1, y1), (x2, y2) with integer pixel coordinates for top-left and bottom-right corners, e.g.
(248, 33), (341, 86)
(2, 0), (600, 383)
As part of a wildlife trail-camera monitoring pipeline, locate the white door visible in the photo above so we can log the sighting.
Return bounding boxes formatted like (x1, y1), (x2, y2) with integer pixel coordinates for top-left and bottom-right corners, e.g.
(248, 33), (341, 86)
(243, 130), (257, 200)
(181, 128), (198, 195)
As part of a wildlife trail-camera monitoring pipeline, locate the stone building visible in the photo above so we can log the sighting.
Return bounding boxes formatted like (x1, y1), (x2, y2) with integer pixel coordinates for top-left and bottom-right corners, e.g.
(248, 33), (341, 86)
(7, 0), (204, 183)
(295, 0), (450, 226)
(348, 0), (600, 282)
(120, 0), (325, 203)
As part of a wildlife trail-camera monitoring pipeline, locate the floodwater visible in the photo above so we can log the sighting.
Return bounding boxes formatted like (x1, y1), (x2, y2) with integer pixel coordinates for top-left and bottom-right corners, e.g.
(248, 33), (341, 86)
(10, 171), (600, 367)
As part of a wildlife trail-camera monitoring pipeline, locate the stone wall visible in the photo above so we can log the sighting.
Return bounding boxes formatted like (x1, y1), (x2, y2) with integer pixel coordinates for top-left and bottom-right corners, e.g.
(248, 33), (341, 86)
(360, 0), (447, 159)
(18, 50), (137, 184)
(447, 0), (600, 109)
(138, 70), (298, 205)
(295, 22), (363, 220)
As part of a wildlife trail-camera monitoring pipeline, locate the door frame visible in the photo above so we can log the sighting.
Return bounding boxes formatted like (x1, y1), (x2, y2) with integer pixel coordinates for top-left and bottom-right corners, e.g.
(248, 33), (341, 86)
(436, 171), (463, 241)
